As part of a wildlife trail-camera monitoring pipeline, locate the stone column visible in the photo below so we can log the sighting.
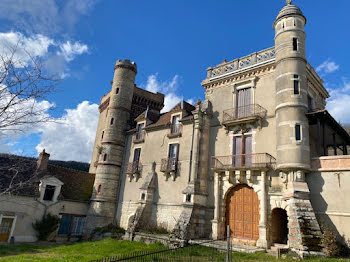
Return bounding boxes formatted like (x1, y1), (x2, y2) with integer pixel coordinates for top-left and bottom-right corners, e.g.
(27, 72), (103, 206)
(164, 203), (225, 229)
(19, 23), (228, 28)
(211, 171), (221, 239)
(190, 110), (201, 185)
(257, 170), (268, 248)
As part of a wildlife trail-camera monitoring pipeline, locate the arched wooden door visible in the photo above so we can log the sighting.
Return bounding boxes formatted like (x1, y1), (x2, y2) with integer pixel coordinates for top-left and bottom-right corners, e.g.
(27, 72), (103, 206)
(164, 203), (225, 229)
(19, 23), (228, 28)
(226, 184), (260, 240)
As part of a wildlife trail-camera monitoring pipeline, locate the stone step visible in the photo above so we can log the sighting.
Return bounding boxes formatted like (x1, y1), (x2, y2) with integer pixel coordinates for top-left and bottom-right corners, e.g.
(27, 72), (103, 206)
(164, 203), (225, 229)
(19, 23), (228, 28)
(189, 240), (266, 254)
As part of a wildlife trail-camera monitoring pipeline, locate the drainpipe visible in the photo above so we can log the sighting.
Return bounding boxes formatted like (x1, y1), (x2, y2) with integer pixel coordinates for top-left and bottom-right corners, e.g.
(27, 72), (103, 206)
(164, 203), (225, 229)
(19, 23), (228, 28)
(188, 120), (195, 183)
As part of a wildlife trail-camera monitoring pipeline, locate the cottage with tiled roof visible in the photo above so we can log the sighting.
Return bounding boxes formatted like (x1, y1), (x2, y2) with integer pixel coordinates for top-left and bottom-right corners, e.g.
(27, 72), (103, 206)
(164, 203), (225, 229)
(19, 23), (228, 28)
(0, 150), (94, 243)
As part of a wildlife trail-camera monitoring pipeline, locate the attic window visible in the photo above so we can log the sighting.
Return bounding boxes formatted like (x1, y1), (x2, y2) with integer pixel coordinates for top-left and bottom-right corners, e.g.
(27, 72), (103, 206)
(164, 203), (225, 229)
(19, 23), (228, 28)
(43, 185), (56, 201)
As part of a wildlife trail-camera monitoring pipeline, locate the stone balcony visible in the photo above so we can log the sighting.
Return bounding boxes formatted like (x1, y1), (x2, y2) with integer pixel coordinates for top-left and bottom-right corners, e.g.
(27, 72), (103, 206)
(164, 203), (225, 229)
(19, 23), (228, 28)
(222, 104), (267, 127)
(211, 153), (276, 172)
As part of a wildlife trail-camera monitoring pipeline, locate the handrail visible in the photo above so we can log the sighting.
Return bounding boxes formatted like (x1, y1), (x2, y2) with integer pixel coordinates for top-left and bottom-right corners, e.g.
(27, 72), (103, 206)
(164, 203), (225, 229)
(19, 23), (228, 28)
(222, 104), (267, 123)
(126, 161), (142, 174)
(160, 157), (178, 172)
(211, 153), (276, 170)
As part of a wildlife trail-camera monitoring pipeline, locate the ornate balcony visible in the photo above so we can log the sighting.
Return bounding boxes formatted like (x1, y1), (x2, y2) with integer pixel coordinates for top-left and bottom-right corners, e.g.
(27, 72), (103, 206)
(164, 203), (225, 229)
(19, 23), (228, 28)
(126, 161), (142, 181)
(133, 130), (145, 143)
(160, 157), (177, 172)
(167, 123), (182, 138)
(222, 104), (267, 127)
(211, 153), (276, 171)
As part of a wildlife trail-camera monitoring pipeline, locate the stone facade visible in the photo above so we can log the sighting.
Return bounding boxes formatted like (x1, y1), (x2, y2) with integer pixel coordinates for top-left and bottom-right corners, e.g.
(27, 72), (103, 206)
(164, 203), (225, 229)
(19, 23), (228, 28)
(85, 1), (350, 254)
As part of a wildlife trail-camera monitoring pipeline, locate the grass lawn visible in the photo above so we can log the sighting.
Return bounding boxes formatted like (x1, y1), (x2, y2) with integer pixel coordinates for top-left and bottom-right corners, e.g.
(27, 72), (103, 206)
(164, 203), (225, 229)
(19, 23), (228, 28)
(0, 238), (349, 262)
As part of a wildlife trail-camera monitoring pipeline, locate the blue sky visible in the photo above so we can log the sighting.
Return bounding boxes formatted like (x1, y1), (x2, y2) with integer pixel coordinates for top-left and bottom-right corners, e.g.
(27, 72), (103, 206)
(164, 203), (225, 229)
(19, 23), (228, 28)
(0, 0), (349, 162)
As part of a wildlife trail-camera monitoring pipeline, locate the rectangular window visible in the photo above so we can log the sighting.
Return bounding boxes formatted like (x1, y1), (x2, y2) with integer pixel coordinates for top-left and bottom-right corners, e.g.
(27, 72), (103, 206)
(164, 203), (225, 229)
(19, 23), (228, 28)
(71, 216), (85, 236)
(293, 38), (298, 51)
(171, 115), (180, 134)
(294, 75), (299, 94)
(136, 123), (144, 140)
(295, 124), (301, 141)
(133, 148), (141, 163)
(43, 185), (56, 201)
(58, 215), (85, 236)
(307, 95), (313, 111)
(168, 143), (179, 159)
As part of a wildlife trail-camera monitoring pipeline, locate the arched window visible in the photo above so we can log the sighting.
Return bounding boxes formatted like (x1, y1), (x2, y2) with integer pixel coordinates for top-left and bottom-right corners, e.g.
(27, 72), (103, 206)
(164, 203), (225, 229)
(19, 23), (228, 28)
(116, 88), (119, 94)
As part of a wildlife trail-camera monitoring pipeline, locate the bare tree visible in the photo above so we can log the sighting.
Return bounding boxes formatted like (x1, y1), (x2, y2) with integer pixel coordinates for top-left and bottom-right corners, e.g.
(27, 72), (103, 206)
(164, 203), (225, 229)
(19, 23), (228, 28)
(0, 44), (60, 197)
(0, 45), (59, 132)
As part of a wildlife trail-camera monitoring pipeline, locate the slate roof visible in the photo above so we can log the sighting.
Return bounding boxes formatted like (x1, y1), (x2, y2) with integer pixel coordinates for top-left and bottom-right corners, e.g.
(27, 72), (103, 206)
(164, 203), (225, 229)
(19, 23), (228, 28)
(0, 154), (94, 202)
(145, 101), (195, 129)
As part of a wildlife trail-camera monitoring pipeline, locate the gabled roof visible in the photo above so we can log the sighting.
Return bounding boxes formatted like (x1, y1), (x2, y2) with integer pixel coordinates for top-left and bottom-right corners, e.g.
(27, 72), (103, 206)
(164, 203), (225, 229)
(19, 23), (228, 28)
(0, 154), (95, 202)
(145, 101), (195, 129)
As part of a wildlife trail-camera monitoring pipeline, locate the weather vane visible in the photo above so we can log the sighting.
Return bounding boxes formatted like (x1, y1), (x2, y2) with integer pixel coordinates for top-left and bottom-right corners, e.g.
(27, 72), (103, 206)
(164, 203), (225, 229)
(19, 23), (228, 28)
(286, 0), (292, 5)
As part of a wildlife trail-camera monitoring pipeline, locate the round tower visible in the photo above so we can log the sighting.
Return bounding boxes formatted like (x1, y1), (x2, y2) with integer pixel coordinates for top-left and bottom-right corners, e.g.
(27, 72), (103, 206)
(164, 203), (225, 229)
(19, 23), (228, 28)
(85, 59), (137, 231)
(274, 1), (310, 171)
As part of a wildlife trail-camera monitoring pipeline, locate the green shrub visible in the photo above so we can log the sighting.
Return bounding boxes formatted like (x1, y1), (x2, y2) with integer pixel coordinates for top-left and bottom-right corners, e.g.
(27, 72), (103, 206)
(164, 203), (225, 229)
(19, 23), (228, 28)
(32, 213), (60, 241)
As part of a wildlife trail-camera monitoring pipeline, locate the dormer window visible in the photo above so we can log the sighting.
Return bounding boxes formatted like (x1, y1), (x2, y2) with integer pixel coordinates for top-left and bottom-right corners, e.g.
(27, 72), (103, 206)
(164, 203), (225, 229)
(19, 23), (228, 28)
(39, 176), (63, 203)
(43, 185), (56, 201)
(170, 115), (181, 135)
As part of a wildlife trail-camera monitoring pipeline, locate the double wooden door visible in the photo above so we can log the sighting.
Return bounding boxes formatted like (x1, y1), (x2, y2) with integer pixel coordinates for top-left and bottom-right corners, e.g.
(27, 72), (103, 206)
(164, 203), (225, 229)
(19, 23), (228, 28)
(226, 184), (260, 240)
(0, 218), (14, 242)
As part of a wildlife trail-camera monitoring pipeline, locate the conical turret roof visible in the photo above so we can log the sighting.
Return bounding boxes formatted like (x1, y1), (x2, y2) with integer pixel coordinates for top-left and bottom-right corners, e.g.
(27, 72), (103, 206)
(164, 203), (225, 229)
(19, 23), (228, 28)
(275, 3), (306, 25)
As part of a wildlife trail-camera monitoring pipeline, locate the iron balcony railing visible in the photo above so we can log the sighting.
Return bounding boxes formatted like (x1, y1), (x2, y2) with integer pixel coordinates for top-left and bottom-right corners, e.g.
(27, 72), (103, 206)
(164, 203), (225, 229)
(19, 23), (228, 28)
(160, 157), (178, 172)
(126, 161), (142, 174)
(168, 123), (182, 137)
(222, 104), (267, 124)
(211, 153), (276, 170)
(133, 130), (145, 143)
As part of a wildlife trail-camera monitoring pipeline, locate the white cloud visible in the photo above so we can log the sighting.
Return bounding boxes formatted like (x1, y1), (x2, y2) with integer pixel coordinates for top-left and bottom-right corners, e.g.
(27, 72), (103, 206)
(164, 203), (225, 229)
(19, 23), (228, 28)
(0, 32), (54, 66)
(0, 0), (98, 36)
(35, 101), (99, 162)
(0, 31), (89, 77)
(144, 74), (193, 112)
(327, 80), (350, 124)
(58, 41), (88, 62)
(316, 60), (339, 75)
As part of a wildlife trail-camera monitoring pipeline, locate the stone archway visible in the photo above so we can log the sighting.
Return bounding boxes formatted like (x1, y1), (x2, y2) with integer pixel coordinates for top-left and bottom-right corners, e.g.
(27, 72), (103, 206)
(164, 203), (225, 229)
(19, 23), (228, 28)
(270, 208), (288, 245)
(225, 184), (260, 241)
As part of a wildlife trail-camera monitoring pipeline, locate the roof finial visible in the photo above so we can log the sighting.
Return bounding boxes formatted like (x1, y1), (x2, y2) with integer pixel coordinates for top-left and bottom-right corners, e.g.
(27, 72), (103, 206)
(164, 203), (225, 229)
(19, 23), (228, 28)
(286, 0), (292, 5)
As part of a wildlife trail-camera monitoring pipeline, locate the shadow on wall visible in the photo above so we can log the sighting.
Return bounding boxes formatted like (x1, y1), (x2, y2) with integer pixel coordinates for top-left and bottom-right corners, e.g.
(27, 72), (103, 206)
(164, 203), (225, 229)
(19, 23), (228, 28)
(306, 172), (345, 243)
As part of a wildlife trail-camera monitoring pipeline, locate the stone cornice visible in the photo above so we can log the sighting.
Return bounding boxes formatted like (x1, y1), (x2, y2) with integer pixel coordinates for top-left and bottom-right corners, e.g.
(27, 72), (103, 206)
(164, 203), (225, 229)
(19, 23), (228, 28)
(202, 62), (275, 90)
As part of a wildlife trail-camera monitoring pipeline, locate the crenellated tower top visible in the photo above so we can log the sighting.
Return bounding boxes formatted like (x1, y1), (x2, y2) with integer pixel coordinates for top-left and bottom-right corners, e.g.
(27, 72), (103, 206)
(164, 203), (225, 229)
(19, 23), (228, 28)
(114, 59), (137, 74)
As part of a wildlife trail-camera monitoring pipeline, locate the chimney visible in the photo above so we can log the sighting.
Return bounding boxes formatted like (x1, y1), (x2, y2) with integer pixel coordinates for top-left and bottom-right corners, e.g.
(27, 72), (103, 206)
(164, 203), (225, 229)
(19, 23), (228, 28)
(37, 149), (50, 171)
